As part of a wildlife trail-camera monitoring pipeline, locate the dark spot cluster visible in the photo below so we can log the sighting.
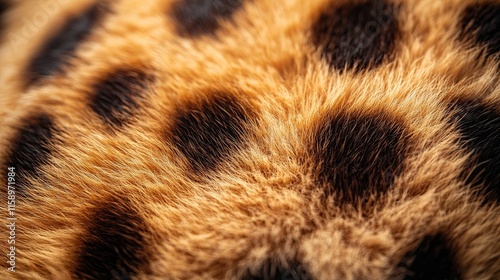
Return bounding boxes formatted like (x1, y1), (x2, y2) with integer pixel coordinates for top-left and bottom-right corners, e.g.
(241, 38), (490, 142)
(171, 94), (253, 174)
(171, 0), (244, 36)
(90, 69), (152, 127)
(6, 113), (58, 195)
(27, 3), (104, 86)
(460, 3), (500, 59)
(242, 259), (312, 280)
(310, 110), (409, 205)
(397, 233), (461, 280)
(311, 0), (399, 72)
(7, 0), (498, 278)
(74, 198), (149, 279)
(448, 100), (500, 204)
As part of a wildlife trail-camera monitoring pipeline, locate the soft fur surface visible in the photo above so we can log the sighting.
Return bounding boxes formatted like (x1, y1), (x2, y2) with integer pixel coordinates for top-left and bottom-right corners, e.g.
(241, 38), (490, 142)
(0, 0), (499, 279)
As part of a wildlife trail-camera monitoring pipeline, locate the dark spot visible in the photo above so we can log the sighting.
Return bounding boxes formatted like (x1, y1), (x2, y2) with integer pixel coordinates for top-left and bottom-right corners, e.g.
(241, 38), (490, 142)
(171, 94), (252, 174)
(0, 1), (6, 14)
(310, 111), (408, 205)
(460, 3), (500, 59)
(6, 114), (57, 195)
(243, 260), (312, 280)
(0, 1), (9, 37)
(75, 198), (149, 279)
(312, 0), (399, 72)
(90, 69), (152, 127)
(171, 0), (244, 36)
(398, 233), (461, 280)
(448, 100), (500, 204)
(27, 3), (104, 86)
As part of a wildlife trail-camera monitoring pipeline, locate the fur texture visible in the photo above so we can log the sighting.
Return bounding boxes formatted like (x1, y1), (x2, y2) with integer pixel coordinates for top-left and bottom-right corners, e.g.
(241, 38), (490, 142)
(0, 0), (499, 279)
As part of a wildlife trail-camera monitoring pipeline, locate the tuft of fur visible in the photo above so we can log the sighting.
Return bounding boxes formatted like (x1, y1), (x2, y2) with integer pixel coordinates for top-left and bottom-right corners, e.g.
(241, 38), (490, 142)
(0, 0), (499, 279)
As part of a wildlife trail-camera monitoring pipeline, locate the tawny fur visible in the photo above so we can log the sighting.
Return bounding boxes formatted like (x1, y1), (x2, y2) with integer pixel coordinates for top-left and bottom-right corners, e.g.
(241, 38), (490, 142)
(0, 0), (499, 279)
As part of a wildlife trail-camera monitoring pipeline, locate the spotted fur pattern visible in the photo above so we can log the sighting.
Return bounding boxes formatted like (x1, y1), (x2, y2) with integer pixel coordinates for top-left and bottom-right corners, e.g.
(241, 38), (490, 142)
(0, 0), (499, 279)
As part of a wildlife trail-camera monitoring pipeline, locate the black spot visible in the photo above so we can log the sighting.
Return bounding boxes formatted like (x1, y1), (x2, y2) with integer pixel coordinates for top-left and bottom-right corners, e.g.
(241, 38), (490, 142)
(6, 114), (57, 195)
(171, 94), (252, 174)
(90, 69), (152, 127)
(0, 1), (9, 37)
(0, 1), (6, 14)
(312, 0), (399, 72)
(171, 0), (244, 36)
(448, 100), (500, 204)
(27, 3), (104, 86)
(398, 233), (461, 280)
(310, 111), (408, 205)
(75, 199), (149, 280)
(460, 3), (500, 59)
(243, 260), (312, 280)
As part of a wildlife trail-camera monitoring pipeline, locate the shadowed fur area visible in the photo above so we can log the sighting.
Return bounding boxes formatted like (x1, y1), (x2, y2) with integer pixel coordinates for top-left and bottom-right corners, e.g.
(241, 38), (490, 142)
(0, 0), (499, 279)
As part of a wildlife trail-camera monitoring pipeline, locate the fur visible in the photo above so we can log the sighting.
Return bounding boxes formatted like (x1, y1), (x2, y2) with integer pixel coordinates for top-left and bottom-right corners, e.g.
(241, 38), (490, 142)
(0, 0), (499, 279)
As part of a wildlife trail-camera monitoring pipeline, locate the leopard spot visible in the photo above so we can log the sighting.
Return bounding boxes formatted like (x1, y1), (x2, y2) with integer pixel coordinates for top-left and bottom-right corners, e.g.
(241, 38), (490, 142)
(90, 69), (152, 127)
(312, 0), (399, 72)
(74, 198), (149, 279)
(460, 3), (500, 59)
(171, 94), (253, 174)
(398, 233), (461, 280)
(0, 1), (6, 15)
(0, 0), (9, 38)
(6, 114), (58, 195)
(448, 100), (500, 204)
(242, 259), (312, 280)
(27, 3), (104, 86)
(171, 0), (244, 37)
(310, 111), (408, 205)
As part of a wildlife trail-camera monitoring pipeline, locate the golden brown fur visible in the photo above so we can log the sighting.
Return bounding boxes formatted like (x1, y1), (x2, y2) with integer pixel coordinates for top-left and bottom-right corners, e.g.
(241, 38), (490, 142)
(0, 0), (499, 279)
